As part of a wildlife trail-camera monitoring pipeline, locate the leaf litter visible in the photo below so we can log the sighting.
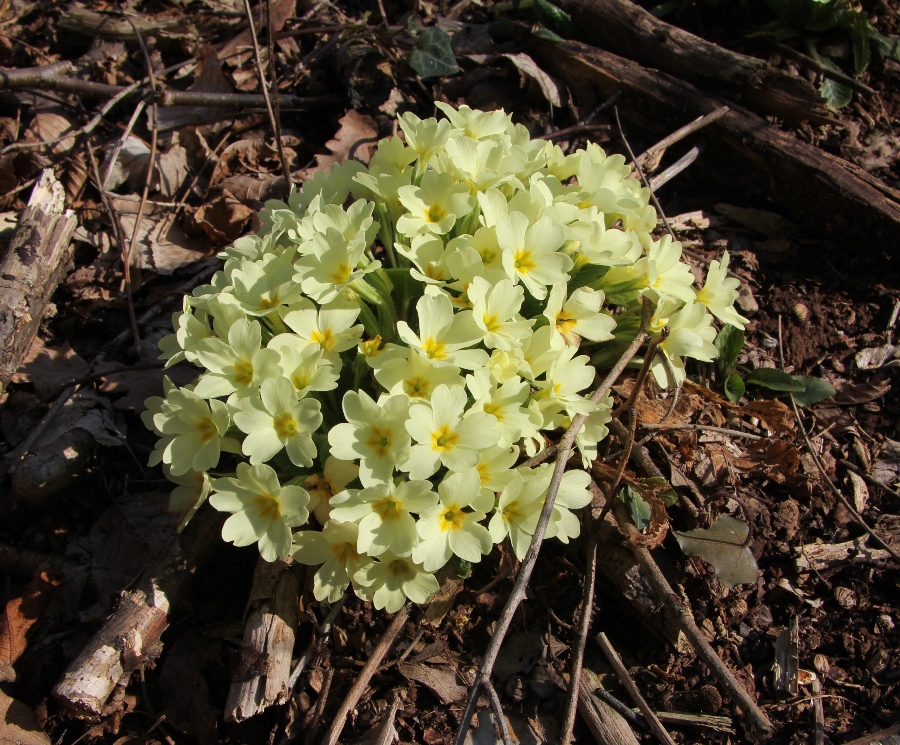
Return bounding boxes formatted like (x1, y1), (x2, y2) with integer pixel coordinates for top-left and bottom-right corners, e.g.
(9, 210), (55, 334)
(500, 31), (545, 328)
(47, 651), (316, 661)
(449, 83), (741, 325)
(1, 0), (900, 743)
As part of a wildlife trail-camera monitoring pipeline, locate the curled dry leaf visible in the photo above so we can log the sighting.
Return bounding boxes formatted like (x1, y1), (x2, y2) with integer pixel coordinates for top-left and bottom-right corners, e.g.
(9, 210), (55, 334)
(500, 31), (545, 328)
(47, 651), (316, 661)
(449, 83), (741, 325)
(326, 111), (378, 165)
(0, 570), (62, 668)
(398, 662), (466, 704)
(193, 189), (256, 244)
(0, 691), (50, 745)
(674, 514), (760, 588)
(23, 109), (76, 156)
(501, 53), (562, 107)
(737, 399), (794, 435)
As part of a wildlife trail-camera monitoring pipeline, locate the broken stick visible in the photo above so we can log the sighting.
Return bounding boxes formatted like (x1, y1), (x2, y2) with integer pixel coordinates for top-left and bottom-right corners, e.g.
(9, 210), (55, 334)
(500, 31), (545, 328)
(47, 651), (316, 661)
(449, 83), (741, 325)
(0, 169), (76, 393)
(225, 558), (299, 722)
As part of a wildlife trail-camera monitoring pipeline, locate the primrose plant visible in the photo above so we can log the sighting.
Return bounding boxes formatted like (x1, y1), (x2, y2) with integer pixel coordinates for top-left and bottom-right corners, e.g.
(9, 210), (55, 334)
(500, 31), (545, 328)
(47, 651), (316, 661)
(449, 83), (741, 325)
(143, 104), (747, 613)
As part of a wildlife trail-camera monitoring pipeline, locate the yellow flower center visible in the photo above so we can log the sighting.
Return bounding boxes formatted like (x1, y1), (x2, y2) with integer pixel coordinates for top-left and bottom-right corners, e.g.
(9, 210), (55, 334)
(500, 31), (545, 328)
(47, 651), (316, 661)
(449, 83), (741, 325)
(232, 358), (254, 387)
(196, 416), (219, 443)
(483, 402), (504, 421)
(482, 314), (501, 333)
(373, 497), (402, 521)
(513, 249), (536, 273)
(422, 337), (447, 360)
(365, 426), (392, 458)
(476, 462), (489, 483)
(387, 558), (415, 581)
(424, 265), (446, 280)
(431, 424), (459, 452)
(331, 541), (360, 563)
(439, 504), (466, 531)
(291, 371), (310, 390)
(310, 327), (336, 351)
(258, 292), (280, 310)
(330, 262), (352, 284)
(404, 375), (431, 398)
(427, 204), (446, 223)
(253, 493), (281, 521)
(556, 312), (577, 335)
(273, 412), (298, 438)
(502, 501), (523, 523)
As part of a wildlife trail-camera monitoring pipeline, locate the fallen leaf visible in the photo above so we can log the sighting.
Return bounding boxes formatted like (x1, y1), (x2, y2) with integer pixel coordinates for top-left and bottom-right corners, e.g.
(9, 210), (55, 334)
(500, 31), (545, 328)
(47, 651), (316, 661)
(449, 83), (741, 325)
(501, 53), (562, 107)
(103, 136), (152, 194)
(0, 661), (14, 682)
(399, 662), (466, 704)
(23, 109), (76, 156)
(159, 632), (219, 745)
(495, 631), (542, 680)
(99, 364), (197, 413)
(217, 0), (296, 70)
(11, 339), (90, 398)
(209, 137), (300, 189)
(855, 344), (900, 369)
(193, 189), (255, 244)
(326, 111), (378, 165)
(872, 439), (900, 487)
(674, 514), (760, 587)
(409, 26), (460, 79)
(112, 198), (208, 274)
(738, 399), (794, 435)
(714, 204), (795, 238)
(154, 140), (190, 199)
(0, 571), (61, 667)
(0, 691), (51, 745)
(832, 379), (891, 405)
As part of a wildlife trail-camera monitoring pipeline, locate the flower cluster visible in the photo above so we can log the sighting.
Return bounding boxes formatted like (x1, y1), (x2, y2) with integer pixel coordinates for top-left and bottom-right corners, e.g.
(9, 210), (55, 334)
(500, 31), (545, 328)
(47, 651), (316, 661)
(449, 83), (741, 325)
(144, 104), (746, 613)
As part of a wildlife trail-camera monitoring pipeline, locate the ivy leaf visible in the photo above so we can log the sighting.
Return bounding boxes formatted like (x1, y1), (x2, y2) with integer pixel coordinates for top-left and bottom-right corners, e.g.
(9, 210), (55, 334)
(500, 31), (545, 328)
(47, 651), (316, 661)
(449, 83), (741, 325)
(724, 374), (745, 404)
(791, 375), (836, 407)
(746, 368), (805, 392)
(533, 0), (575, 39)
(620, 486), (651, 530)
(674, 515), (759, 587)
(715, 324), (745, 380)
(409, 27), (460, 79)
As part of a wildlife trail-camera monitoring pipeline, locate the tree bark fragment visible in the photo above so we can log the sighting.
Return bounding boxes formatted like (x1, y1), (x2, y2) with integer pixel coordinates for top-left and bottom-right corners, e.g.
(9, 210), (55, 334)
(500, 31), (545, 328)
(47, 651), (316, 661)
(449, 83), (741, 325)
(534, 40), (900, 252)
(0, 169), (76, 393)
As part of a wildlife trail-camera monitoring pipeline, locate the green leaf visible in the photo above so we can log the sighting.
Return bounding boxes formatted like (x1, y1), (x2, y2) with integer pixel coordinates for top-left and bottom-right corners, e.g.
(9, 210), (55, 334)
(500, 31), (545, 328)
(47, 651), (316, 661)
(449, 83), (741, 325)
(532, 0), (575, 39)
(871, 31), (900, 64)
(851, 13), (872, 74)
(791, 375), (836, 407)
(714, 324), (745, 380)
(639, 477), (678, 507)
(408, 27), (460, 79)
(620, 486), (651, 530)
(820, 76), (853, 108)
(532, 26), (565, 42)
(746, 368), (805, 392)
(725, 374), (745, 404)
(674, 515), (760, 587)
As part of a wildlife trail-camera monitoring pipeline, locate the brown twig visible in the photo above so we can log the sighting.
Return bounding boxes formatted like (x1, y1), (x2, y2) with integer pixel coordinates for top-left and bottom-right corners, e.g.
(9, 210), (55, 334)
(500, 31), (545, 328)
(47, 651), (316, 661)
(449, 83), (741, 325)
(319, 604), (409, 745)
(303, 667), (334, 745)
(635, 107), (729, 168)
(243, 0), (292, 201)
(601, 429), (773, 734)
(453, 299), (653, 745)
(649, 145), (701, 190)
(776, 315), (900, 564)
(483, 678), (513, 745)
(596, 632), (676, 745)
(0, 63), (339, 109)
(640, 423), (763, 441)
(559, 507), (600, 743)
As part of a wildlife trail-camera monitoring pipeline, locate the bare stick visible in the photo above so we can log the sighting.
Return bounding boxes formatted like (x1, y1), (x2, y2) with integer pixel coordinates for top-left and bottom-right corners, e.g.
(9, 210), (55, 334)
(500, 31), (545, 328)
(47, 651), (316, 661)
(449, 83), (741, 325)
(601, 450), (773, 734)
(319, 604), (409, 745)
(243, 0), (292, 200)
(635, 107), (729, 168)
(483, 679), (513, 745)
(776, 316), (900, 563)
(841, 723), (900, 745)
(302, 666), (334, 745)
(288, 593), (347, 689)
(596, 632), (676, 745)
(578, 671), (642, 745)
(0, 63), (338, 109)
(640, 423), (763, 441)
(560, 511), (599, 743)
(453, 300), (653, 745)
(649, 146), (700, 191)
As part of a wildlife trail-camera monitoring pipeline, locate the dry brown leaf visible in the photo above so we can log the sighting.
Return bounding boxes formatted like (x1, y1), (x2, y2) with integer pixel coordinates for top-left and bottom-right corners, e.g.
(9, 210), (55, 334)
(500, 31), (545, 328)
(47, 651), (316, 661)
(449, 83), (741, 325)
(11, 339), (90, 398)
(0, 570), (61, 668)
(399, 662), (466, 704)
(218, 0), (296, 69)
(99, 364), (196, 413)
(738, 399), (794, 435)
(0, 661), (14, 682)
(23, 109), (76, 156)
(155, 140), (190, 199)
(194, 189), (255, 244)
(832, 379), (891, 405)
(103, 136), (152, 194)
(209, 137), (299, 189)
(0, 691), (50, 745)
(326, 111), (378, 165)
(112, 199), (207, 275)
(501, 53), (562, 107)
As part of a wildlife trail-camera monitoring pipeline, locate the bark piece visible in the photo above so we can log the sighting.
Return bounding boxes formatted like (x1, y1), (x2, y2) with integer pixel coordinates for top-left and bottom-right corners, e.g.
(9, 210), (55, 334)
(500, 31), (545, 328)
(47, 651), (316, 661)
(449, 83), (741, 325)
(52, 511), (221, 717)
(224, 558), (299, 722)
(795, 536), (891, 571)
(578, 672), (642, 745)
(534, 40), (900, 249)
(557, 0), (831, 124)
(0, 169), (76, 393)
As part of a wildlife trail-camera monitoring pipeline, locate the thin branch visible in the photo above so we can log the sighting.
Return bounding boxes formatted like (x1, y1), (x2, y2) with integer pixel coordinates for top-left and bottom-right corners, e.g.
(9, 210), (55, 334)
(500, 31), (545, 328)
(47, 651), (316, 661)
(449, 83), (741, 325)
(482, 679), (513, 745)
(777, 315), (900, 563)
(302, 666), (334, 745)
(319, 604), (409, 745)
(640, 422), (763, 441)
(596, 632), (676, 745)
(0, 63), (339, 108)
(635, 107), (729, 168)
(288, 593), (347, 689)
(243, 0), (292, 200)
(453, 299), (653, 745)
(649, 145), (701, 191)
(264, 0), (292, 200)
(559, 508), (599, 743)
